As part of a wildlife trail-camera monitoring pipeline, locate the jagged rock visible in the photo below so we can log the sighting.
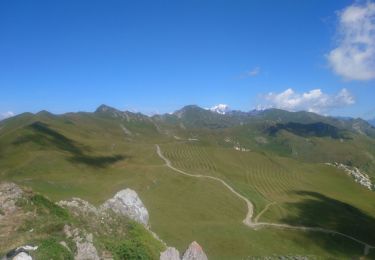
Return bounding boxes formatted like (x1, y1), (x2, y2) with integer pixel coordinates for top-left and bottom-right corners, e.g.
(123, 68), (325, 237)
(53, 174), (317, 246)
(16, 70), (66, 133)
(58, 197), (99, 217)
(12, 252), (32, 260)
(100, 189), (149, 226)
(16, 246), (37, 252)
(182, 241), (208, 260)
(63, 225), (99, 260)
(59, 188), (149, 226)
(75, 240), (99, 260)
(160, 247), (181, 260)
(3, 245), (37, 260)
(0, 182), (23, 215)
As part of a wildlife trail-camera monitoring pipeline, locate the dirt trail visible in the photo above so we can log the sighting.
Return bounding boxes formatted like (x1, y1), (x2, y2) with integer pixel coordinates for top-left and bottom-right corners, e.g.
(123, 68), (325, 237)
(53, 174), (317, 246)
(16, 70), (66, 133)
(156, 144), (254, 225)
(155, 144), (375, 255)
(254, 202), (276, 223)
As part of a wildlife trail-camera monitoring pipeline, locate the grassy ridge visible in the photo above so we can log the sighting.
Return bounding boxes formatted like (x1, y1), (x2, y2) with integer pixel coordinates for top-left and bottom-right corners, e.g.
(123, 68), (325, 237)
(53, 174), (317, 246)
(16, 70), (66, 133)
(1, 110), (375, 258)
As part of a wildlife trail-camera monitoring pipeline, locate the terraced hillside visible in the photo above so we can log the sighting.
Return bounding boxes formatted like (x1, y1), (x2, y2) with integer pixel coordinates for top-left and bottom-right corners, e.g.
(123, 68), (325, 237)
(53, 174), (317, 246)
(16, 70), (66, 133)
(1, 105), (375, 259)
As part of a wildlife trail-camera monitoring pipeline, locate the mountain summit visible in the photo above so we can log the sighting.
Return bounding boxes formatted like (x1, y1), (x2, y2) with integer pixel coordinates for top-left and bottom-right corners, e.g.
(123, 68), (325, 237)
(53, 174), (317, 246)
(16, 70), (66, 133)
(95, 104), (120, 114)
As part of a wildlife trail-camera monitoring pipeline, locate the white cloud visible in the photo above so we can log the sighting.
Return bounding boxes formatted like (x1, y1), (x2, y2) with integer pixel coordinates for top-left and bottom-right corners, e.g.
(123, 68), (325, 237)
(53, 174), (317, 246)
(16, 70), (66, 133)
(328, 1), (375, 80)
(209, 104), (231, 114)
(239, 67), (261, 78)
(247, 67), (261, 76)
(259, 88), (355, 113)
(0, 111), (15, 120)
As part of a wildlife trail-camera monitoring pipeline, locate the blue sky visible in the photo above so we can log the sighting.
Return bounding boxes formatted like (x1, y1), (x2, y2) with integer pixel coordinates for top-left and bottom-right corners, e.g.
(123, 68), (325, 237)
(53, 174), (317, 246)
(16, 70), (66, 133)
(0, 0), (374, 118)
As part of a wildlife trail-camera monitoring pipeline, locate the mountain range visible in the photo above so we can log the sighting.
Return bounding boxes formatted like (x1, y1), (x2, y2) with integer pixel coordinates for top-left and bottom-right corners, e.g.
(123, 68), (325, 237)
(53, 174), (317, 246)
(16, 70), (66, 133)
(1, 104), (375, 259)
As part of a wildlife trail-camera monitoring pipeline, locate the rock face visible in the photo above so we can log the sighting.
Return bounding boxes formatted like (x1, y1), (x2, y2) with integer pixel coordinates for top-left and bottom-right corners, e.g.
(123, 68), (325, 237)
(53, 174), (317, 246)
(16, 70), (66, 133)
(160, 247), (181, 260)
(0, 182), (24, 216)
(3, 245), (38, 260)
(182, 241), (208, 260)
(12, 252), (32, 260)
(57, 197), (99, 217)
(59, 188), (149, 226)
(159, 242), (208, 260)
(75, 240), (99, 260)
(63, 225), (100, 260)
(100, 189), (149, 226)
(57, 188), (149, 258)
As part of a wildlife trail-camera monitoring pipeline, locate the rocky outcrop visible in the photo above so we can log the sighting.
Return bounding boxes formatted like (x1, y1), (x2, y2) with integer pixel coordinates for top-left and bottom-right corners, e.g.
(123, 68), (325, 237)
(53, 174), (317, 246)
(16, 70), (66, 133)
(12, 252), (32, 260)
(100, 189), (149, 226)
(0, 182), (24, 216)
(59, 188), (149, 226)
(1, 184), (153, 260)
(160, 247), (181, 260)
(326, 162), (374, 190)
(57, 188), (150, 258)
(160, 242), (208, 260)
(63, 225), (100, 260)
(182, 241), (208, 260)
(57, 197), (99, 217)
(2, 245), (38, 260)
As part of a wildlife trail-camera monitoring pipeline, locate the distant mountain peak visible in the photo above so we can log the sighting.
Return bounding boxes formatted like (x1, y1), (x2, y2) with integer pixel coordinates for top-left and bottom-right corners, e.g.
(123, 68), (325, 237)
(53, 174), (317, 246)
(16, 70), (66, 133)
(95, 104), (119, 113)
(36, 110), (54, 116)
(179, 105), (202, 111)
(173, 105), (204, 116)
(210, 104), (230, 115)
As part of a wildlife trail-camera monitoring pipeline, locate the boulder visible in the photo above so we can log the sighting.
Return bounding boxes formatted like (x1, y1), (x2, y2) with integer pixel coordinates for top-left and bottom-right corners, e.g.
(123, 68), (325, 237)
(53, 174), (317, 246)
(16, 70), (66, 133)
(12, 252), (32, 260)
(63, 225), (99, 260)
(75, 240), (100, 260)
(58, 197), (99, 217)
(59, 188), (149, 226)
(3, 245), (37, 260)
(100, 189), (149, 226)
(182, 241), (208, 260)
(0, 182), (23, 215)
(160, 247), (181, 260)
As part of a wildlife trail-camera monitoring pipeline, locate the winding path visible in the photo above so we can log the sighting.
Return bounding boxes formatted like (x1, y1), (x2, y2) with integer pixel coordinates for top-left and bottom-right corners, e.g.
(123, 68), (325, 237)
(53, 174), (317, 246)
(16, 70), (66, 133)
(155, 144), (375, 255)
(254, 202), (276, 223)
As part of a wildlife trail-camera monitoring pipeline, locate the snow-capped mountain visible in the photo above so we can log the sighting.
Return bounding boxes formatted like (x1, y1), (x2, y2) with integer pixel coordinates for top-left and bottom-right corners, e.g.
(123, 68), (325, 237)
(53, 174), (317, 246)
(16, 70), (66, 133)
(209, 104), (231, 115)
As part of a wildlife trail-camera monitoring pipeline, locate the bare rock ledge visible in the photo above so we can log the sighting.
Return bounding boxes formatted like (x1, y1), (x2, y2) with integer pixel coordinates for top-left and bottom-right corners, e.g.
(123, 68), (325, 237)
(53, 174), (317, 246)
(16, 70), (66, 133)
(160, 241), (208, 260)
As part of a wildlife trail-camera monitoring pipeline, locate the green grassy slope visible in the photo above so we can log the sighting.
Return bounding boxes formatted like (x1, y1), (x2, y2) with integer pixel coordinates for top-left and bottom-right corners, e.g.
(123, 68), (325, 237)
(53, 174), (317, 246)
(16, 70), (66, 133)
(1, 106), (375, 259)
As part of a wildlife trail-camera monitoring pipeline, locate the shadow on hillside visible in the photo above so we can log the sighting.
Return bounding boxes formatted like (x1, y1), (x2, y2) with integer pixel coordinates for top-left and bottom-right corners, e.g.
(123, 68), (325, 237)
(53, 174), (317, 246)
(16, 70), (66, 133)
(68, 154), (126, 168)
(281, 191), (375, 256)
(267, 122), (351, 139)
(13, 121), (126, 168)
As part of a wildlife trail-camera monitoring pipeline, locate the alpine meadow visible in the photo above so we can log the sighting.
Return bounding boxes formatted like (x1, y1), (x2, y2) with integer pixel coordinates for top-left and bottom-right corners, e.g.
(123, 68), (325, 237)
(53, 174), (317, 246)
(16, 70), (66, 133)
(1, 1), (375, 259)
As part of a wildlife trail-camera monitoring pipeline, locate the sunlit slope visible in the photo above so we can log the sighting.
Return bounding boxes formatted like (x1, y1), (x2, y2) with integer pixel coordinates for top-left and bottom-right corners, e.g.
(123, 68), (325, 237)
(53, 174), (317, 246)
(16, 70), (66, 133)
(160, 141), (375, 247)
(156, 105), (375, 176)
(1, 106), (375, 258)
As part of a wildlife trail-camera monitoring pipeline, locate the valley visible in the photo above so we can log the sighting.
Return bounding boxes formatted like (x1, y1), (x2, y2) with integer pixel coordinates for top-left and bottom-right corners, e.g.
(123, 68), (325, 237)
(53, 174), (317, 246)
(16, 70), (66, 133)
(1, 105), (375, 259)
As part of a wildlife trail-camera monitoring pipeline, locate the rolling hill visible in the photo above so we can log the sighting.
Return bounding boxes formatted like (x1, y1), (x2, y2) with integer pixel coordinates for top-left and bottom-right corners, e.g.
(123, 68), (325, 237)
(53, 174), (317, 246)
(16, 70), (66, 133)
(1, 105), (375, 259)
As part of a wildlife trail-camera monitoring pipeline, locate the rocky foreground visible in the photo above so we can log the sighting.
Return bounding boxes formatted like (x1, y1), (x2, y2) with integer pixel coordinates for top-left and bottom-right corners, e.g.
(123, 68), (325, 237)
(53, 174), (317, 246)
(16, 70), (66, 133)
(0, 182), (208, 260)
(160, 242), (208, 260)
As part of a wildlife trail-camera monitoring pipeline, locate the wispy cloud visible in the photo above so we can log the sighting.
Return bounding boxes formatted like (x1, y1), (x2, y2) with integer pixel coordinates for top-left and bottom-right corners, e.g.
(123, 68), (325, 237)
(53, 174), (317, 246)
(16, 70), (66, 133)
(258, 88), (355, 114)
(0, 111), (15, 120)
(239, 67), (261, 78)
(327, 1), (375, 80)
(209, 104), (230, 114)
